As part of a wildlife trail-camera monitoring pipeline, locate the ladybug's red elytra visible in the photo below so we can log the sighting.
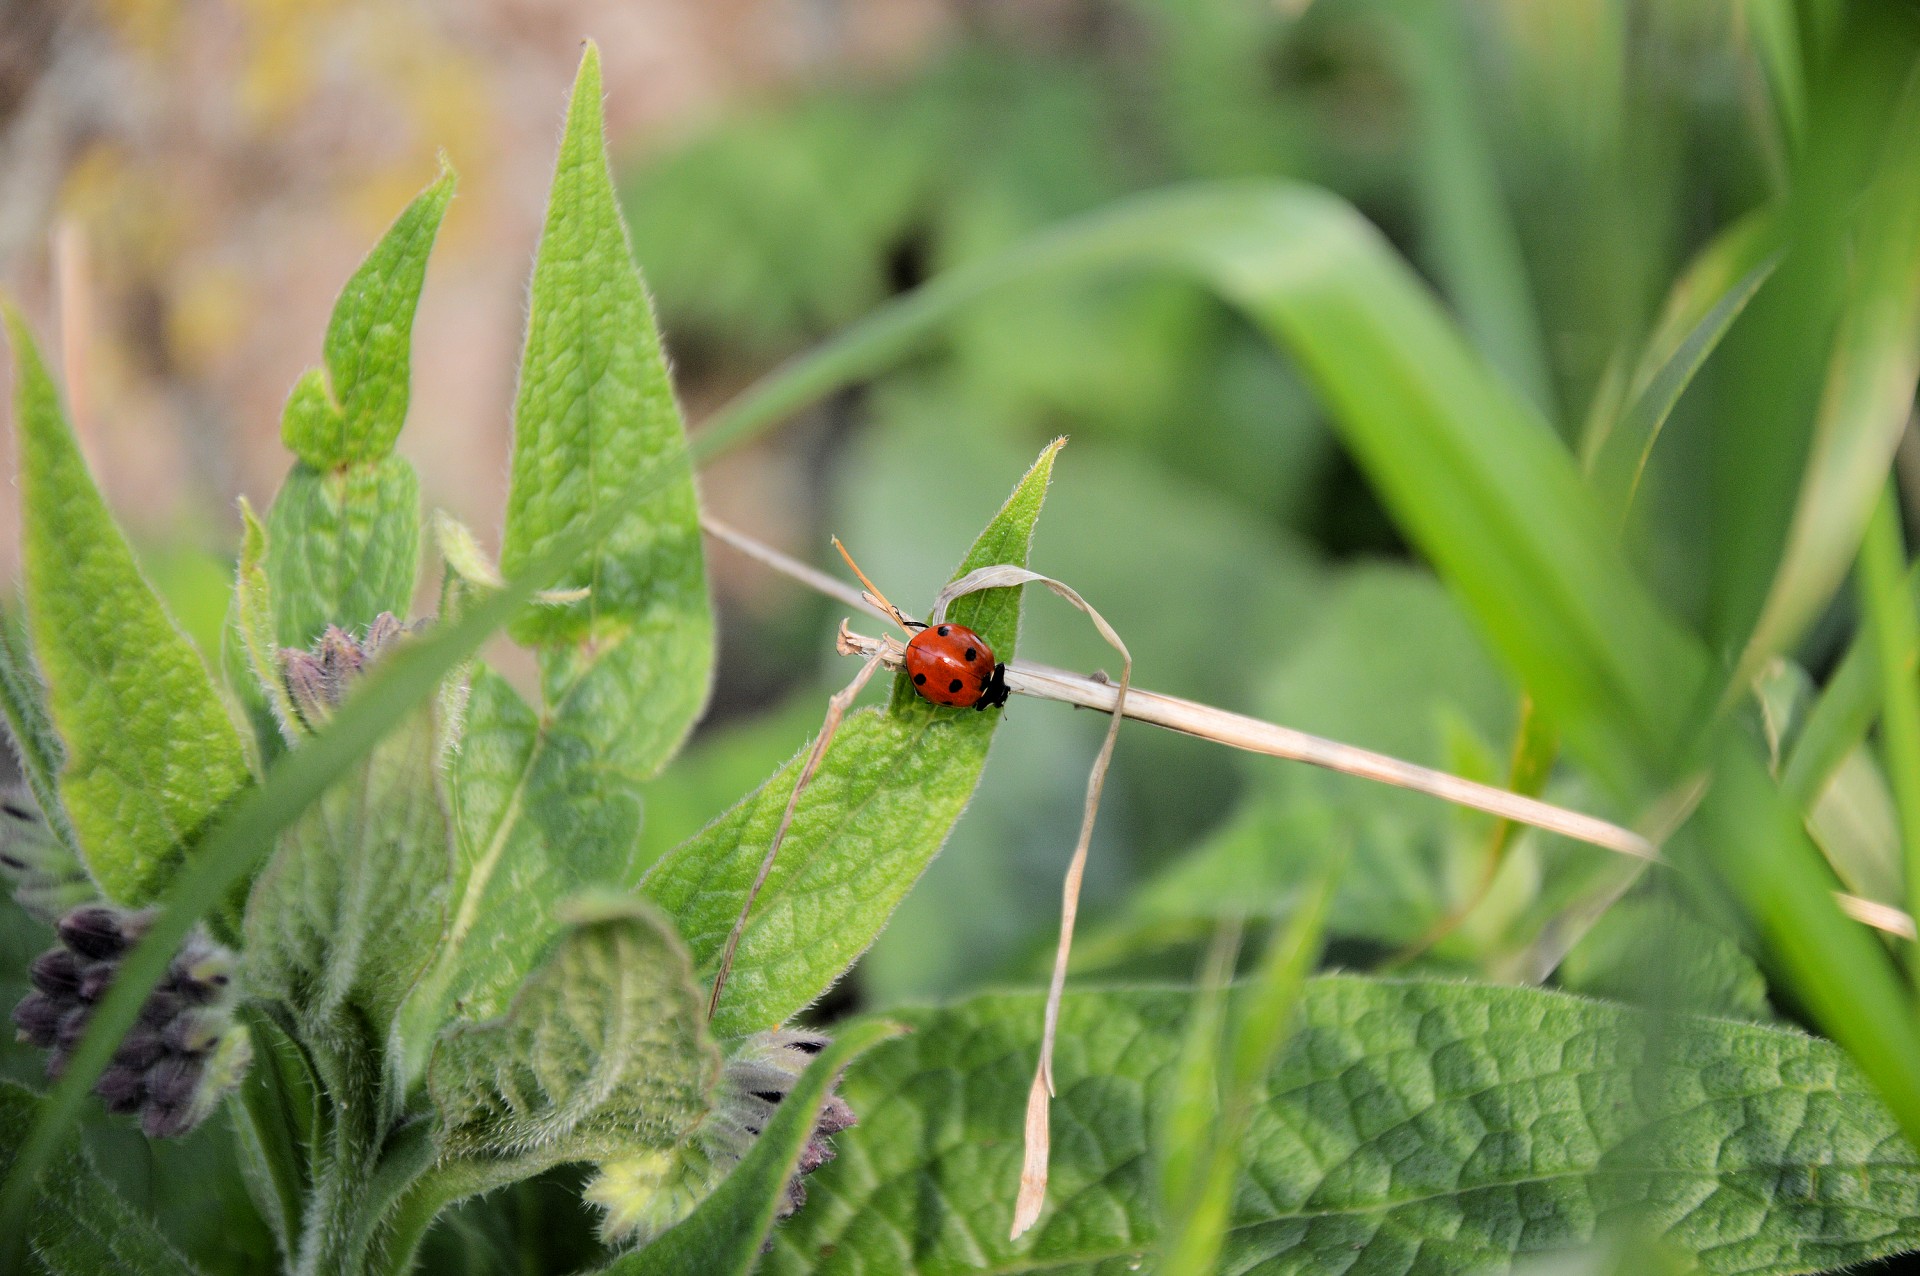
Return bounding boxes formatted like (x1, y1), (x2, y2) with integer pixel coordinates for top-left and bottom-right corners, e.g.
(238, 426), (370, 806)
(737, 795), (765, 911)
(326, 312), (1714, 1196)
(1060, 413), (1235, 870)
(904, 622), (1009, 710)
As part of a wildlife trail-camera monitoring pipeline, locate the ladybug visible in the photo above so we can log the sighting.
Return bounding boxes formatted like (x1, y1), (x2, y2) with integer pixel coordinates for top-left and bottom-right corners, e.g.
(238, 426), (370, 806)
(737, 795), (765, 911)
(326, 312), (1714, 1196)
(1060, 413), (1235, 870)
(904, 622), (1009, 710)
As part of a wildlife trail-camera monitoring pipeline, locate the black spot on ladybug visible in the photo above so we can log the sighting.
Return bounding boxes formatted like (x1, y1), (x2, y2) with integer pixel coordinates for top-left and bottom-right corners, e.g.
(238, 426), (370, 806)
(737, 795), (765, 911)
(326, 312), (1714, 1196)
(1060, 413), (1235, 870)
(913, 673), (926, 685)
(965, 647), (977, 661)
(937, 626), (950, 636)
(948, 679), (963, 693)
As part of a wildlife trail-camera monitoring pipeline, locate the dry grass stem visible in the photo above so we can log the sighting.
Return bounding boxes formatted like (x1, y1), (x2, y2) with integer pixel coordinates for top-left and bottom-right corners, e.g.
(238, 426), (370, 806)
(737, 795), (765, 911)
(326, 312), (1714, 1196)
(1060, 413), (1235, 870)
(834, 625), (1913, 939)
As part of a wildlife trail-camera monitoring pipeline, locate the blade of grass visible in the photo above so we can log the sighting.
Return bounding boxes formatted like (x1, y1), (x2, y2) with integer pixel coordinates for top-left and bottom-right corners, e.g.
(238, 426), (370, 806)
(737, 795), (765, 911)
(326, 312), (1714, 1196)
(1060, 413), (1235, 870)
(1159, 860), (1338, 1276)
(1584, 211), (1781, 523)
(1859, 483), (1920, 976)
(1782, 558), (1920, 806)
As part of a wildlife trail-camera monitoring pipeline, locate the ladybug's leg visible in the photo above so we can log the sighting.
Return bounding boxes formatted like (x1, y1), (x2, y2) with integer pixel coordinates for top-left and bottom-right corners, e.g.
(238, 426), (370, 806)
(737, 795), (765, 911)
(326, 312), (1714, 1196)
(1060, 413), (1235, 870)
(976, 662), (1011, 711)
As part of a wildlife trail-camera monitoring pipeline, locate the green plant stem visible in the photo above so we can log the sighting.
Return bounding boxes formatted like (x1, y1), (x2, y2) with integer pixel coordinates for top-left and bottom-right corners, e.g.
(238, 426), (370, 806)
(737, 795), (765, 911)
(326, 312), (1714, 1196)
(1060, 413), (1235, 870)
(1861, 484), (1920, 981)
(1785, 557), (1920, 806)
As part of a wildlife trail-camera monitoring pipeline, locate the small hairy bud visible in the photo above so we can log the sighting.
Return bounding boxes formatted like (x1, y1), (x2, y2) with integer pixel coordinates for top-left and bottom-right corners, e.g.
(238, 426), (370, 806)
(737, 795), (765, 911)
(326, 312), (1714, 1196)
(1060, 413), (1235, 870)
(585, 1027), (857, 1245)
(10, 902), (251, 1140)
(280, 612), (416, 726)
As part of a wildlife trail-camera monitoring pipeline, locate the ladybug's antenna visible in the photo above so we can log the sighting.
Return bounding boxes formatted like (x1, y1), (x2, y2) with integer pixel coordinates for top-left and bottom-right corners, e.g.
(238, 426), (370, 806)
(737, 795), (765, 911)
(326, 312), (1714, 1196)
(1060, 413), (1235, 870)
(832, 537), (916, 633)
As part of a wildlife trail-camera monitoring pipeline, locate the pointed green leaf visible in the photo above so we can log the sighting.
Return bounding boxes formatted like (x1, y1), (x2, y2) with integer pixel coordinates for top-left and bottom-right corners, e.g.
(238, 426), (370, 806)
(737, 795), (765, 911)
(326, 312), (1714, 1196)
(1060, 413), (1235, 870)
(4, 309), (249, 907)
(232, 498), (301, 738)
(242, 692), (454, 1063)
(499, 43), (712, 774)
(767, 979), (1920, 1275)
(264, 456), (421, 648)
(642, 440), (1059, 1038)
(607, 1018), (902, 1276)
(0, 1081), (205, 1276)
(429, 895), (719, 1165)
(0, 608), (83, 867)
(283, 164), (454, 468)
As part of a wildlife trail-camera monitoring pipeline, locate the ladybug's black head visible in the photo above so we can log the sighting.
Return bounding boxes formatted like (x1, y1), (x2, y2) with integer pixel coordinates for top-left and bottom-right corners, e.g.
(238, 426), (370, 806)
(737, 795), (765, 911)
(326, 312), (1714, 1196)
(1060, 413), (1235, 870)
(975, 662), (1011, 711)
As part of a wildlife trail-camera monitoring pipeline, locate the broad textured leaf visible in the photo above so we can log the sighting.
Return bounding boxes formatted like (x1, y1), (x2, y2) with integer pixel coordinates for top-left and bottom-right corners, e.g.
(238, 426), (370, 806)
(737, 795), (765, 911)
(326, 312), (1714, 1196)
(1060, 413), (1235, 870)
(281, 164), (454, 468)
(607, 1019), (903, 1276)
(429, 895), (718, 1164)
(4, 309), (249, 907)
(499, 43), (712, 774)
(0, 1081), (205, 1276)
(643, 440), (1058, 1038)
(397, 653), (663, 1080)
(766, 979), (1920, 1275)
(243, 694), (454, 1060)
(265, 456), (421, 649)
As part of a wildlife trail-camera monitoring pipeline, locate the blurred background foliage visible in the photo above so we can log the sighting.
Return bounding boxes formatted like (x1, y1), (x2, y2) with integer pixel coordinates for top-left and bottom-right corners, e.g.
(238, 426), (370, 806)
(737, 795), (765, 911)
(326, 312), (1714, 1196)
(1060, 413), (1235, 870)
(3, 2), (1903, 1264)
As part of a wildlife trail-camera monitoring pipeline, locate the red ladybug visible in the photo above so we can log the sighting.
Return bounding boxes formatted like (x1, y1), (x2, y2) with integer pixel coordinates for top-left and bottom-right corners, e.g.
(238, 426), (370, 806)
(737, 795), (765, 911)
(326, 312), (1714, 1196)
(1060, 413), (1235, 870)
(904, 622), (1009, 710)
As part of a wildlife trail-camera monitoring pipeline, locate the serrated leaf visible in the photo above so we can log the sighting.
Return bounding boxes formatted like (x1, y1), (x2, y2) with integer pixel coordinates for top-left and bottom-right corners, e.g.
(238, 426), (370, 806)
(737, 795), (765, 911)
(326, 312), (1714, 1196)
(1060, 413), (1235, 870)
(499, 44), (712, 774)
(4, 309), (250, 908)
(0, 1081), (205, 1276)
(242, 691), (454, 1069)
(607, 1018), (903, 1276)
(282, 164), (454, 468)
(264, 457), (421, 649)
(642, 440), (1059, 1038)
(429, 895), (718, 1165)
(766, 979), (1920, 1276)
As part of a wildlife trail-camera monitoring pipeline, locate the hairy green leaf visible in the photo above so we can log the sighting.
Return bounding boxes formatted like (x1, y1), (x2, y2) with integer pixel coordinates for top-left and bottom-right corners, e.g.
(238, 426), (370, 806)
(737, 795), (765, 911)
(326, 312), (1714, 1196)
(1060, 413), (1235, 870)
(0, 1081), (205, 1276)
(608, 1019), (903, 1276)
(265, 457), (421, 649)
(500, 43), (712, 773)
(282, 164), (454, 469)
(768, 979), (1920, 1275)
(4, 308), (249, 907)
(643, 440), (1058, 1038)
(0, 609), (82, 867)
(429, 895), (718, 1165)
(243, 690), (454, 1073)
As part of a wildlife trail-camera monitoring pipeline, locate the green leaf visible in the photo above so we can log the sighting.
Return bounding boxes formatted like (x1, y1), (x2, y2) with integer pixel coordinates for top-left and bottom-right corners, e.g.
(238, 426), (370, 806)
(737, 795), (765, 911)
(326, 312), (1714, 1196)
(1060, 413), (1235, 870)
(0, 608), (83, 869)
(1724, 70), (1920, 700)
(264, 456), (422, 649)
(242, 690), (455, 1072)
(499, 44), (712, 776)
(606, 1018), (903, 1276)
(1582, 210), (1779, 522)
(4, 308), (250, 908)
(766, 979), (1920, 1275)
(232, 499), (301, 740)
(428, 895), (718, 1166)
(0, 1081), (205, 1276)
(642, 439), (1059, 1038)
(1556, 893), (1772, 1021)
(282, 164), (455, 469)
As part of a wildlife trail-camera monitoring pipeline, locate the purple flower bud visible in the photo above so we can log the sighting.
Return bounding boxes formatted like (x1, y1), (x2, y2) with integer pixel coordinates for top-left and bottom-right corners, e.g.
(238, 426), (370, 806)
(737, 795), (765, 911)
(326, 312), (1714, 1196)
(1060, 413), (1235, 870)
(58, 905), (150, 961)
(814, 1095), (856, 1137)
(29, 948), (82, 998)
(114, 1025), (168, 1071)
(777, 1177), (808, 1219)
(145, 1054), (203, 1110)
(55, 1004), (92, 1051)
(94, 1064), (146, 1113)
(161, 1011), (223, 1056)
(137, 986), (186, 1028)
(797, 1137), (836, 1175)
(77, 961), (115, 1004)
(140, 1102), (191, 1140)
(11, 992), (61, 1048)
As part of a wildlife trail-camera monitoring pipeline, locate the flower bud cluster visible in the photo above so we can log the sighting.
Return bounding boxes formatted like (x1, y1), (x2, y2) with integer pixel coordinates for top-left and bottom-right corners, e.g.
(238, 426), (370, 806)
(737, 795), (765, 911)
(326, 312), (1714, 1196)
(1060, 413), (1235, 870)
(11, 904), (251, 1138)
(280, 612), (408, 726)
(586, 1028), (857, 1243)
